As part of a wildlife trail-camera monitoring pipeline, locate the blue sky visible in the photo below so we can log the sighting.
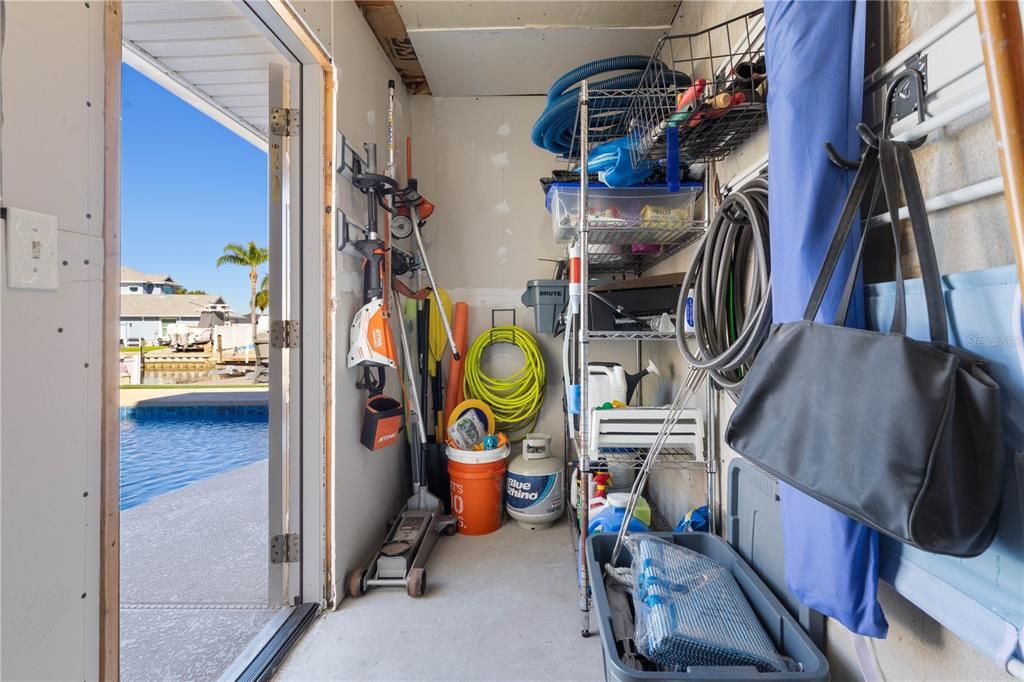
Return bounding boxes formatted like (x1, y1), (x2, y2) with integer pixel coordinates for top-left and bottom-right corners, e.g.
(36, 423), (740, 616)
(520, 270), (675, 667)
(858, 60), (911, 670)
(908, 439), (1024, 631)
(121, 63), (267, 313)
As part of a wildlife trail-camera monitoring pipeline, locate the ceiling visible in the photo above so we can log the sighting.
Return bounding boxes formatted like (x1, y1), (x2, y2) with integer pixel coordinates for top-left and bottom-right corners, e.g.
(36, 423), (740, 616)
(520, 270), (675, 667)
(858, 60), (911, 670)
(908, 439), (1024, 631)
(395, 1), (680, 97)
(122, 0), (288, 146)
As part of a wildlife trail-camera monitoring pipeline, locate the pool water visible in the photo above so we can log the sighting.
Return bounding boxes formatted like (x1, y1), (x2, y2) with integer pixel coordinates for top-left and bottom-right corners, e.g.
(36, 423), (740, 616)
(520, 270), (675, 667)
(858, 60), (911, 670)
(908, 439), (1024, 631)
(120, 408), (268, 510)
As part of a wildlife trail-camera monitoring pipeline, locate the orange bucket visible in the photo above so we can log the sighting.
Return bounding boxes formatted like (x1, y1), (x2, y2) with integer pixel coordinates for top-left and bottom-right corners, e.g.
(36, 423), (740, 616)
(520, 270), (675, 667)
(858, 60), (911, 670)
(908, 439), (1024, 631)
(447, 444), (509, 535)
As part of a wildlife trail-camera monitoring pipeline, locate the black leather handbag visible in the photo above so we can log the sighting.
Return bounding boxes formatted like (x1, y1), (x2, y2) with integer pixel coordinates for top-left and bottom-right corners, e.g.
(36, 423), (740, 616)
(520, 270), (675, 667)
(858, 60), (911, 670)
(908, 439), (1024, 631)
(725, 136), (1004, 557)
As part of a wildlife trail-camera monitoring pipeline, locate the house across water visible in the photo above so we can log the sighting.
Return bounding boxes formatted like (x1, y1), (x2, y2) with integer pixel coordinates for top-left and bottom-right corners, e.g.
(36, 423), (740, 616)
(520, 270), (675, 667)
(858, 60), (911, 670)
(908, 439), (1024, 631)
(119, 267), (230, 346)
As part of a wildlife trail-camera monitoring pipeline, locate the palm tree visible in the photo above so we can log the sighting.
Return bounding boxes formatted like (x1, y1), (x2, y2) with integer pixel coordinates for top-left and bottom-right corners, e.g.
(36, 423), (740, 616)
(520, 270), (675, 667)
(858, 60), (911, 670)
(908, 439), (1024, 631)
(216, 241), (269, 346)
(255, 274), (269, 314)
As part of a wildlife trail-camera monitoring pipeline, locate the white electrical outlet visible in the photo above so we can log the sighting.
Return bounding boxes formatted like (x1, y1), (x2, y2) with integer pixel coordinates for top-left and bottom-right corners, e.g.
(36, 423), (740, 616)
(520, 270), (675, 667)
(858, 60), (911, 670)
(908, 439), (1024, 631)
(4, 207), (59, 291)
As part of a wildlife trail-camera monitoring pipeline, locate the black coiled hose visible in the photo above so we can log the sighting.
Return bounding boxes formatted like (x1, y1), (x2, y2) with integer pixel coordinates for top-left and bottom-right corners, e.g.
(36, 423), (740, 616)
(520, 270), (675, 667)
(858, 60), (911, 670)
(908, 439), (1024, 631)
(677, 176), (771, 399)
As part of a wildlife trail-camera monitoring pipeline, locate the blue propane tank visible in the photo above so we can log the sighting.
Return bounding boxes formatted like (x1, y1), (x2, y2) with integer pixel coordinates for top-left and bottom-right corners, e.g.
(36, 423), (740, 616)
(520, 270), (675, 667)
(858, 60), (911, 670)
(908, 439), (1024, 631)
(505, 433), (564, 530)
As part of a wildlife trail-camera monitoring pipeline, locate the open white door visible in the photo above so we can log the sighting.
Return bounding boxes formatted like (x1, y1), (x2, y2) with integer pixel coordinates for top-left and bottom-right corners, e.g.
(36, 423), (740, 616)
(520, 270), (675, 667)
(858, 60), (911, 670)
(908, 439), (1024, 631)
(267, 61), (302, 607)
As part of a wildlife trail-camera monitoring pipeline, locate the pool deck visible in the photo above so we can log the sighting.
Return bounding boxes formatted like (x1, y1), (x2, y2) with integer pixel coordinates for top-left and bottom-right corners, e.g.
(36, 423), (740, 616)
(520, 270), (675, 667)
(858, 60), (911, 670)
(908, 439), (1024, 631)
(120, 386), (268, 407)
(121, 460), (275, 680)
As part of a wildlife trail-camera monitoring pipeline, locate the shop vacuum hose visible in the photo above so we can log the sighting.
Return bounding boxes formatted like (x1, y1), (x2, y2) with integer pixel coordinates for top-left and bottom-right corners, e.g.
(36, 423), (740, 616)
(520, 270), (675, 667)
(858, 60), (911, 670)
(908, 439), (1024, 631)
(530, 56), (691, 156)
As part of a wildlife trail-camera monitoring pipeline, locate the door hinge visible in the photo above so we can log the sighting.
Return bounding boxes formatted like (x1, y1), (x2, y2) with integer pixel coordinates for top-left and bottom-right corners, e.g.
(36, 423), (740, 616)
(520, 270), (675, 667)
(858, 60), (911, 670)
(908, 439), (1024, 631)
(271, 320), (300, 348)
(270, 107), (300, 137)
(270, 533), (300, 564)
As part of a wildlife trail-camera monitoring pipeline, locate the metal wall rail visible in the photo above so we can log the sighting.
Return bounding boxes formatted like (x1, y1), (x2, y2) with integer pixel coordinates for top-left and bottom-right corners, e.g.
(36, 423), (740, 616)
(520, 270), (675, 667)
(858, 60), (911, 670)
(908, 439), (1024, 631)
(865, 176), (1004, 229)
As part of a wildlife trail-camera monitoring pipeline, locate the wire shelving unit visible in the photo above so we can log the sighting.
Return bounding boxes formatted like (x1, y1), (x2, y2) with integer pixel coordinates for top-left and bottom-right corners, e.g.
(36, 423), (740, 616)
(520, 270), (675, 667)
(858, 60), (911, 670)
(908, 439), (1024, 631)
(561, 8), (768, 637)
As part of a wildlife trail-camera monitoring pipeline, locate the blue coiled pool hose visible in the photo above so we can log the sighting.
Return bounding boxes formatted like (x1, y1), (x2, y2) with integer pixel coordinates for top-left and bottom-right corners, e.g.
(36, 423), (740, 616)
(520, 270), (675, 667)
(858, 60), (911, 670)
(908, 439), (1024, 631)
(530, 56), (690, 157)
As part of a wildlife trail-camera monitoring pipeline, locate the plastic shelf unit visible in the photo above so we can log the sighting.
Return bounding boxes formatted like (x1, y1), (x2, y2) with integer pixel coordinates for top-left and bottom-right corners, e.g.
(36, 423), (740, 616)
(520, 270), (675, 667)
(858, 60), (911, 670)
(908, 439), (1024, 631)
(589, 407), (705, 465)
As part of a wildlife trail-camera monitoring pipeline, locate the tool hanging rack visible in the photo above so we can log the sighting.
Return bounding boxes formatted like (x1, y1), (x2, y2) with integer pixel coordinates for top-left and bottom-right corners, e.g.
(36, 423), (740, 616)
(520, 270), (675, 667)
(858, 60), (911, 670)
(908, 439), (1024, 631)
(626, 8), (768, 167)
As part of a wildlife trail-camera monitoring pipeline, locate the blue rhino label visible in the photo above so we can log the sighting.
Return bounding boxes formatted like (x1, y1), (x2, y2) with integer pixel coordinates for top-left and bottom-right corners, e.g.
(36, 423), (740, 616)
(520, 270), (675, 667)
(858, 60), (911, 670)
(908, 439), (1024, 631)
(506, 471), (562, 513)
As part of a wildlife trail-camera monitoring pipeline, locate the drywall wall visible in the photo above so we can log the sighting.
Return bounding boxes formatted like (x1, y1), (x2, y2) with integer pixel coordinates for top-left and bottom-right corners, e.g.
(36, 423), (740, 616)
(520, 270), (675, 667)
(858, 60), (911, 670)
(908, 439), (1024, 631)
(646, 2), (1013, 680)
(409, 94), (637, 462)
(0, 1), (106, 678)
(290, 0), (415, 604)
(409, 95), (563, 439)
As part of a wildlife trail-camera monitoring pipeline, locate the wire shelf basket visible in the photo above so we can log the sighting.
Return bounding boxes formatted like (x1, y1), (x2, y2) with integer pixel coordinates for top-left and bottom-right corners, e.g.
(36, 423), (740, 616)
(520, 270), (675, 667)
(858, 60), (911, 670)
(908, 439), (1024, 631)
(627, 8), (768, 166)
(592, 448), (706, 471)
(584, 222), (705, 274)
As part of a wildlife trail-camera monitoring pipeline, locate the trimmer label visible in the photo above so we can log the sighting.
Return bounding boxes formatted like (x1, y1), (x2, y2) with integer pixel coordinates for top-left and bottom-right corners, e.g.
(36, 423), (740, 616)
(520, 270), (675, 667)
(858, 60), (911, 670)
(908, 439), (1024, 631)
(506, 472), (562, 513)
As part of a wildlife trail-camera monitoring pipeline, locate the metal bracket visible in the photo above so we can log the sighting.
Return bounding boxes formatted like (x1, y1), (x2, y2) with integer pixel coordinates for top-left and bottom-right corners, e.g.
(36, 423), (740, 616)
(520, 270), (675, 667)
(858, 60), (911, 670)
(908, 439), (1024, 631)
(889, 54), (928, 124)
(337, 210), (368, 255)
(490, 308), (518, 345)
(271, 107), (300, 137)
(270, 320), (300, 349)
(270, 533), (300, 564)
(335, 131), (370, 182)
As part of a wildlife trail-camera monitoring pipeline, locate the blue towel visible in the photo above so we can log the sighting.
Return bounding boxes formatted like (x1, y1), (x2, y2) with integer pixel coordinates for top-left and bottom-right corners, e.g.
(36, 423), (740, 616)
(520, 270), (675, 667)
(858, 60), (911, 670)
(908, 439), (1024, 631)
(765, 0), (889, 638)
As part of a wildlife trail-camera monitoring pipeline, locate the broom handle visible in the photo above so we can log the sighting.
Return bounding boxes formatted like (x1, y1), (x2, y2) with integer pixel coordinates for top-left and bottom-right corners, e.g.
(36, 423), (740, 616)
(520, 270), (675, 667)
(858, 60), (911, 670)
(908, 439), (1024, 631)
(410, 207), (461, 361)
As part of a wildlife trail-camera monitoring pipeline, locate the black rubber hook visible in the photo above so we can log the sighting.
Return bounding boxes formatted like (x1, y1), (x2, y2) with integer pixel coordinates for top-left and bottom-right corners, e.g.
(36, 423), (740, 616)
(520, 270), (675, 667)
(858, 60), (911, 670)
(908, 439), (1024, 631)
(824, 69), (928, 169)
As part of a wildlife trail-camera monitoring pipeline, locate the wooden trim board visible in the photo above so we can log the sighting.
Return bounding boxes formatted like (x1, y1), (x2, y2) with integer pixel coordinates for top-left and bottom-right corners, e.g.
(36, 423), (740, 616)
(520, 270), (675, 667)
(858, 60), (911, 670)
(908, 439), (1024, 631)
(976, 0), (1024, 300)
(100, 2), (123, 679)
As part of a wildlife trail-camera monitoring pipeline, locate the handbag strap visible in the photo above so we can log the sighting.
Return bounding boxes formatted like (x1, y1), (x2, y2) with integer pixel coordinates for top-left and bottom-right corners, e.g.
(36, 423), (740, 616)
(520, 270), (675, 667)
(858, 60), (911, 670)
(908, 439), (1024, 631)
(875, 138), (948, 342)
(802, 146), (880, 323)
(803, 136), (948, 343)
(832, 178), (883, 326)
(893, 139), (948, 344)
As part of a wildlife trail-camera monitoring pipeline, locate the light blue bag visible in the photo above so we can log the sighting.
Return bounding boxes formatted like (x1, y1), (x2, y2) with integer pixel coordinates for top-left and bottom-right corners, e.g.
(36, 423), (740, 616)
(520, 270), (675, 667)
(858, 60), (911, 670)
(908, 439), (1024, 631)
(765, 0), (888, 638)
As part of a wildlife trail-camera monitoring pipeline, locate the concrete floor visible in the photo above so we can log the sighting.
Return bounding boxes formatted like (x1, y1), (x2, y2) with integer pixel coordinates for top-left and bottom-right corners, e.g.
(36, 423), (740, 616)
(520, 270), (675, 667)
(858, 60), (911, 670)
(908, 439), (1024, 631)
(121, 461), (277, 681)
(276, 521), (603, 681)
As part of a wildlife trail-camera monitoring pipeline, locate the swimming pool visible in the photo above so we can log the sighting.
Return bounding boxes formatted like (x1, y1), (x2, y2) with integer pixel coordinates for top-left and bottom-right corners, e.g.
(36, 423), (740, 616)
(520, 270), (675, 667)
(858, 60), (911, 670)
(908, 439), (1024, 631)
(120, 405), (268, 510)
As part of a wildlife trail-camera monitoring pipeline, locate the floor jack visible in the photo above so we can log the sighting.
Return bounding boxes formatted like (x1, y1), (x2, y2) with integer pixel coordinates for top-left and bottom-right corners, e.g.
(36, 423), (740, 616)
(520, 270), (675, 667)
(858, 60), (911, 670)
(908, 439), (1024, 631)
(346, 83), (460, 598)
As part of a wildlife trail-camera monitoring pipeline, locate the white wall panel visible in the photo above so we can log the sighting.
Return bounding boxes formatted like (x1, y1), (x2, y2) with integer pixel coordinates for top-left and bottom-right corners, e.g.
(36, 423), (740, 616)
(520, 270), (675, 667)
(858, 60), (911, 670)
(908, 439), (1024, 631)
(410, 95), (636, 466)
(0, 2), (106, 677)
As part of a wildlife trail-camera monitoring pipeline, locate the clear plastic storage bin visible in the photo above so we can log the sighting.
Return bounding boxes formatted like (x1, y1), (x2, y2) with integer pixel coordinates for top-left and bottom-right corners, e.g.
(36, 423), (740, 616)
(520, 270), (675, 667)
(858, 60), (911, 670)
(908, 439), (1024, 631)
(546, 183), (703, 244)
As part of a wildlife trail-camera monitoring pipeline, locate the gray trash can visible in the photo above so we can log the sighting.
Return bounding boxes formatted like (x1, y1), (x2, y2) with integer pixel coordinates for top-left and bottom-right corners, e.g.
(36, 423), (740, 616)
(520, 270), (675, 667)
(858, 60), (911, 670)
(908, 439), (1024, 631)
(521, 280), (567, 334)
(587, 532), (829, 682)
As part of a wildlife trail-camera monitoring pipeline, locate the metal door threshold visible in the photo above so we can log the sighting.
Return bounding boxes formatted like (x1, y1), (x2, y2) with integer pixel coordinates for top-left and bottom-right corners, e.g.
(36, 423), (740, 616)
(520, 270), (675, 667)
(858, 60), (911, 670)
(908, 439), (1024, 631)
(221, 603), (319, 682)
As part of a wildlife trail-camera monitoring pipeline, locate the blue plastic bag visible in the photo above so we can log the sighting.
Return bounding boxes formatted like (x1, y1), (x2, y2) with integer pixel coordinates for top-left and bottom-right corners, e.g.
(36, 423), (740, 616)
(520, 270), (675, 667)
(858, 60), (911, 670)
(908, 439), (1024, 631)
(765, 0), (888, 638)
(674, 505), (710, 533)
(585, 137), (656, 188)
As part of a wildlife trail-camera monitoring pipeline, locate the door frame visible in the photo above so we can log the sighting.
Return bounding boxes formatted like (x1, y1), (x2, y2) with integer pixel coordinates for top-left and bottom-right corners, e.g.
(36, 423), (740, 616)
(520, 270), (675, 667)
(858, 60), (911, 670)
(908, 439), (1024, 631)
(99, 1), (336, 678)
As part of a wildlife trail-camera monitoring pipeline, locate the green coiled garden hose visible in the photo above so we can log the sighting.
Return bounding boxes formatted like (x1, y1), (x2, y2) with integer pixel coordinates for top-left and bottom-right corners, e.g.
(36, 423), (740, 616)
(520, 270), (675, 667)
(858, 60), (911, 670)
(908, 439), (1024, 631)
(464, 326), (546, 439)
